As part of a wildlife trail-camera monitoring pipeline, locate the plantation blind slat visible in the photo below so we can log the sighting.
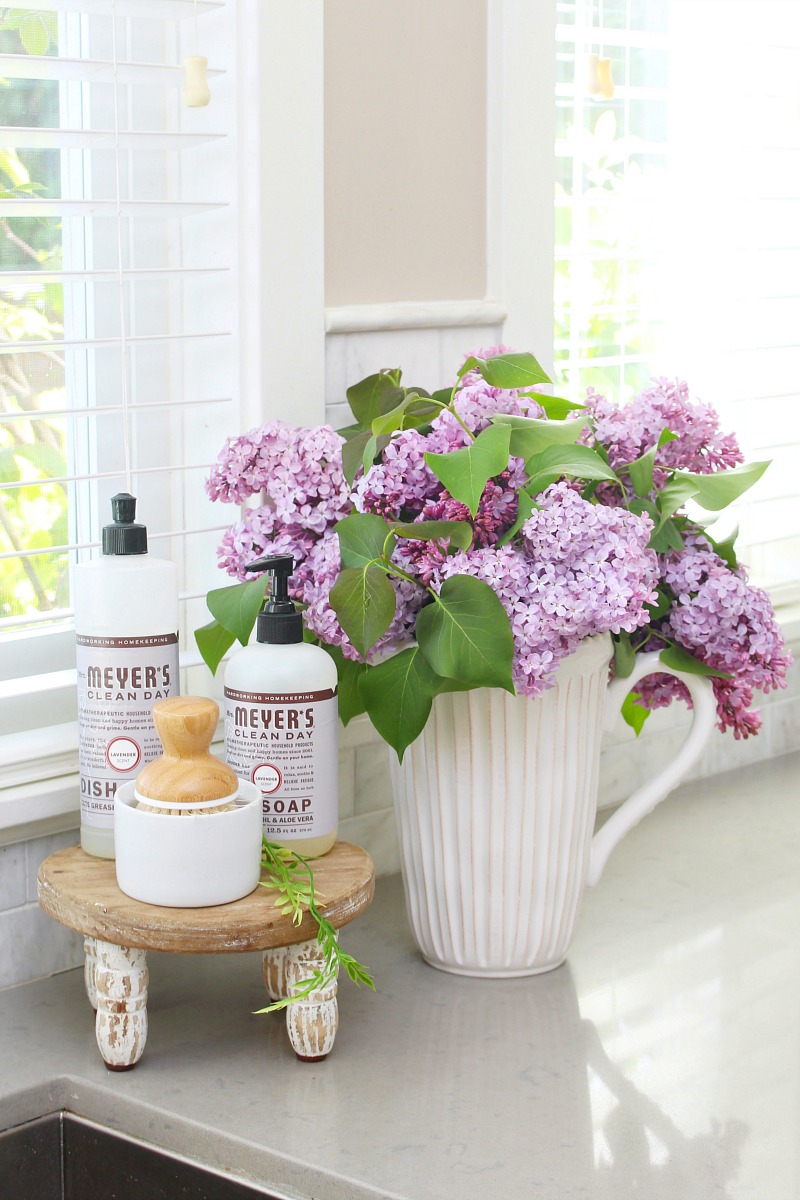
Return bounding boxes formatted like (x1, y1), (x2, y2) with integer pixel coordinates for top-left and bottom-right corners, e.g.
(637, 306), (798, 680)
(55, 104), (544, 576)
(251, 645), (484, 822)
(0, 3), (239, 764)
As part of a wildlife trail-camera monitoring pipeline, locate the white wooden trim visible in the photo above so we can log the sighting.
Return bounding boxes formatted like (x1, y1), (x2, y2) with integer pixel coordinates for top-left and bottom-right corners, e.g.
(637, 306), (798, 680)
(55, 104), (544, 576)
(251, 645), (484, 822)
(488, 0), (556, 368)
(244, 0), (326, 427)
(325, 299), (508, 335)
(0, 774), (79, 843)
(235, 0), (265, 433)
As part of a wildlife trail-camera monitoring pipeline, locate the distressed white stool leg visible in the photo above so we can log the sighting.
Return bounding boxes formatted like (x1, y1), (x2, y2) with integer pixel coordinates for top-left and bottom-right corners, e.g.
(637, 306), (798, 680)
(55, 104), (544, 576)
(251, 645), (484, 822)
(262, 946), (290, 1001)
(94, 941), (148, 1071)
(284, 937), (339, 1062)
(83, 936), (98, 1010)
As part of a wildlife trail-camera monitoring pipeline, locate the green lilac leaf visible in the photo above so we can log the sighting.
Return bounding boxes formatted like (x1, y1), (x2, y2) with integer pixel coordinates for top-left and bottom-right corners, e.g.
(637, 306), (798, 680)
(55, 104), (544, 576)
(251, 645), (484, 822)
(322, 644), (367, 725)
(424, 422), (511, 517)
(360, 647), (440, 760)
(430, 674), (475, 695)
(627, 427), (679, 497)
(491, 412), (587, 460)
(194, 619), (236, 676)
(706, 525), (739, 571)
(341, 428), (373, 486)
(371, 393), (442, 437)
(620, 691), (650, 736)
(525, 443), (621, 493)
(648, 517), (684, 553)
(674, 460), (770, 512)
(458, 352), (552, 389)
(416, 574), (515, 692)
(655, 476), (700, 524)
(345, 370), (404, 426)
(336, 421), (364, 441)
(358, 432), (390, 476)
(660, 644), (731, 679)
(335, 512), (395, 568)
(329, 565), (397, 657)
(391, 520), (473, 551)
(207, 577), (268, 645)
(657, 460), (769, 524)
(630, 496), (661, 524)
(528, 394), (587, 419)
(362, 433), (378, 474)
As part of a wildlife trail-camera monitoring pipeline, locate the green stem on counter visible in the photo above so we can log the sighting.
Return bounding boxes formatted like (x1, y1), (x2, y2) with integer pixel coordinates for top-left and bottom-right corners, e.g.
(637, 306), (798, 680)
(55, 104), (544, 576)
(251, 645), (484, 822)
(255, 839), (375, 1014)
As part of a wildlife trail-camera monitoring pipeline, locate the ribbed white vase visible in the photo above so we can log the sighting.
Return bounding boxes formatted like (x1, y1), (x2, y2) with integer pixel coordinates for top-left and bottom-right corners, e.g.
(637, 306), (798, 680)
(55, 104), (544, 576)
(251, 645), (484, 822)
(390, 635), (716, 977)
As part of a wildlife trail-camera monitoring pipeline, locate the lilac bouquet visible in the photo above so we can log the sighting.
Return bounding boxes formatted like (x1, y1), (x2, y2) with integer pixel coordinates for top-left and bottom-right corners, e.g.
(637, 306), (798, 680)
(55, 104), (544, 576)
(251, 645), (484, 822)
(199, 349), (791, 756)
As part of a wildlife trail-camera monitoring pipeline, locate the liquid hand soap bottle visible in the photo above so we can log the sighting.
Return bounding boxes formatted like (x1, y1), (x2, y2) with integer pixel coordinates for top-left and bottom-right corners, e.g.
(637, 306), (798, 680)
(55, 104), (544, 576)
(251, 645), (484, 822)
(224, 555), (338, 856)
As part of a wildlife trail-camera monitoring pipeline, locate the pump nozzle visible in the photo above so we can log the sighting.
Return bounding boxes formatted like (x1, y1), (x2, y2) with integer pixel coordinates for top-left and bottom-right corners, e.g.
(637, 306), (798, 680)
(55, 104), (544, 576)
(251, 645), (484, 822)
(245, 555), (303, 644)
(103, 492), (148, 555)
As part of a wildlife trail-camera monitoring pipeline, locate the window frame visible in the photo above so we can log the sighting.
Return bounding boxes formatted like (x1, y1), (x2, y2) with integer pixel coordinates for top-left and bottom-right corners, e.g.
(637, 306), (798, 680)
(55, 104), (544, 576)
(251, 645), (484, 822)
(0, 0), (327, 840)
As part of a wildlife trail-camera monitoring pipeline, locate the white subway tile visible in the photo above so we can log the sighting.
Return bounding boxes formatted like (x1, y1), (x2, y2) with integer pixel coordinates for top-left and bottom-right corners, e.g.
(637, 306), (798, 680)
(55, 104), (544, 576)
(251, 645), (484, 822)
(0, 844), (27, 912)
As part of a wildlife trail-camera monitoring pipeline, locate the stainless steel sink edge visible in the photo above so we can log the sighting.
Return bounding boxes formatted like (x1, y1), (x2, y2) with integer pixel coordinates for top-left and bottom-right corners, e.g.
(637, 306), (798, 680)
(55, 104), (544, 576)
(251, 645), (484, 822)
(0, 1077), (399, 1200)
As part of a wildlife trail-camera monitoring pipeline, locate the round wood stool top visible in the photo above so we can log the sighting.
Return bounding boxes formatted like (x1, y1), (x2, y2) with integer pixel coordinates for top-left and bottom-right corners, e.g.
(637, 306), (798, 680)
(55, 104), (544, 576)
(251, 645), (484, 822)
(38, 841), (375, 954)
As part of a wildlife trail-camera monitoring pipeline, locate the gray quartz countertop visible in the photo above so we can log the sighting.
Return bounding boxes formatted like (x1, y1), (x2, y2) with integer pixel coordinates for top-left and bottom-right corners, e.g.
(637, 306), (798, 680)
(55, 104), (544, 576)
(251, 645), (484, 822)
(1, 750), (799, 1200)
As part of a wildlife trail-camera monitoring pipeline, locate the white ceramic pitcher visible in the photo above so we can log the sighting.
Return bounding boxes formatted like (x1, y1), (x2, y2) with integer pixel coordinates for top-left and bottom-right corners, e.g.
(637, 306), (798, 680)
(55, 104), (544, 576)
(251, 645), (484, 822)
(389, 635), (717, 977)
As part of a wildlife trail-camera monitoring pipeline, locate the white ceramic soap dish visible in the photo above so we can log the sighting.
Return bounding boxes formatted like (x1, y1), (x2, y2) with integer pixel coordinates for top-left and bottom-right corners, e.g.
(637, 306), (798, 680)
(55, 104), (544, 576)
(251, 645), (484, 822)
(115, 780), (262, 907)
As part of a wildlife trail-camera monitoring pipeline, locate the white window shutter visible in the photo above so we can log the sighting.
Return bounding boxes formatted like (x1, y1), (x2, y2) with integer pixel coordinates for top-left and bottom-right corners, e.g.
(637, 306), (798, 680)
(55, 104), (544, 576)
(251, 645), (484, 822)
(0, 1), (239, 824)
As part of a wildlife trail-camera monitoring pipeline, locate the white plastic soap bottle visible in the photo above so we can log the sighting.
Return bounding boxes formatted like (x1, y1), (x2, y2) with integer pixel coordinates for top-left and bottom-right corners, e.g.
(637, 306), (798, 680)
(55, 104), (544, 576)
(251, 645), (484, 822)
(74, 493), (179, 859)
(224, 555), (338, 856)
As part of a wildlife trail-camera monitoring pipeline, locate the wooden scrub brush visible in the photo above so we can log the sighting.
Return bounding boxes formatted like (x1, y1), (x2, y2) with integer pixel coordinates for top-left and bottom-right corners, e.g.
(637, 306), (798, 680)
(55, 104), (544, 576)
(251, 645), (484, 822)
(135, 696), (239, 816)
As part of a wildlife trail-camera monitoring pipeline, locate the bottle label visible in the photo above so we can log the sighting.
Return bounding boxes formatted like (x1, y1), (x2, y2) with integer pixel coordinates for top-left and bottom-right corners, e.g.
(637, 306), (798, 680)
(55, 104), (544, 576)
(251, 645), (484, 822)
(76, 632), (179, 828)
(224, 687), (338, 841)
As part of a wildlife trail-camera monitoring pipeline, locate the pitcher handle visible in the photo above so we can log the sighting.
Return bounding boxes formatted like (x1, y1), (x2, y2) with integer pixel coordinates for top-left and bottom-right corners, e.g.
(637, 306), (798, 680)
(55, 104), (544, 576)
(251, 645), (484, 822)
(587, 651), (717, 887)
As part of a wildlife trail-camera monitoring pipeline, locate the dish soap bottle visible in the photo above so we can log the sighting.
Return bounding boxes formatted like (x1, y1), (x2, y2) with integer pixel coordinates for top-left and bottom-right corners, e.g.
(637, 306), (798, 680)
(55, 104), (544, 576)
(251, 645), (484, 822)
(74, 493), (179, 858)
(224, 555), (338, 856)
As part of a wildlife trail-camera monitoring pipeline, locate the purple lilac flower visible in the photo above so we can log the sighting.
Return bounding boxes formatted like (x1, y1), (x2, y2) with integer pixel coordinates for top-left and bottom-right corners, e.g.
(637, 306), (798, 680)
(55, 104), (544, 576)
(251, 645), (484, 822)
(428, 482), (658, 696)
(585, 378), (744, 487)
(206, 420), (350, 528)
(636, 533), (791, 738)
(205, 363), (787, 740)
(396, 467), (526, 584)
(209, 421), (351, 580)
(352, 425), (452, 520)
(436, 382), (547, 441)
(216, 507), (318, 585)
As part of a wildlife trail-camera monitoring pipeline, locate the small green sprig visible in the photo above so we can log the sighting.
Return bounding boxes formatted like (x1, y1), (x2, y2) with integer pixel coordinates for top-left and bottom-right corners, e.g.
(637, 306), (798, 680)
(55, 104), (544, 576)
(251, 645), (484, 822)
(255, 839), (375, 1014)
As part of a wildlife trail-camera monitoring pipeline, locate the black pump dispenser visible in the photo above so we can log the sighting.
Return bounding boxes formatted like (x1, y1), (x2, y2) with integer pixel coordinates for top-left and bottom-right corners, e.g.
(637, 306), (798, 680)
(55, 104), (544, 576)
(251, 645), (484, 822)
(102, 492), (148, 556)
(247, 555), (303, 645)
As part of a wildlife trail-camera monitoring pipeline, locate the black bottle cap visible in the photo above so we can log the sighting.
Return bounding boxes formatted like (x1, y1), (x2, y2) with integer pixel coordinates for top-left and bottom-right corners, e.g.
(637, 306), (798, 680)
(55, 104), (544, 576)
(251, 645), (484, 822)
(246, 554), (303, 645)
(102, 493), (148, 555)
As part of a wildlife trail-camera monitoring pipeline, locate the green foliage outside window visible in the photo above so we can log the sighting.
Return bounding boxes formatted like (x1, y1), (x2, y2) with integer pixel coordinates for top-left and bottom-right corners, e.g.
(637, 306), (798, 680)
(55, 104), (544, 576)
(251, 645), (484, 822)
(0, 8), (68, 623)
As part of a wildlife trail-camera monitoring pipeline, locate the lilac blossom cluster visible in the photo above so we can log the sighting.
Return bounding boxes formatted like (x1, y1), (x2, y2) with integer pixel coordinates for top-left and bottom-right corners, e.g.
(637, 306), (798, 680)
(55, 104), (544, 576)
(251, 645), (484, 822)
(584, 378), (744, 490)
(635, 533), (791, 738)
(206, 420), (349, 520)
(206, 420), (350, 584)
(206, 358), (790, 735)
(352, 380), (537, 521)
(429, 483), (658, 696)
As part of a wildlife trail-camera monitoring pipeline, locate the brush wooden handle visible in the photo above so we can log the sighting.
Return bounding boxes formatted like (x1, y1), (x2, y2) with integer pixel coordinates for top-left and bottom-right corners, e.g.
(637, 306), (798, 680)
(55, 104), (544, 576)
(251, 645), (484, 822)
(136, 696), (238, 804)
